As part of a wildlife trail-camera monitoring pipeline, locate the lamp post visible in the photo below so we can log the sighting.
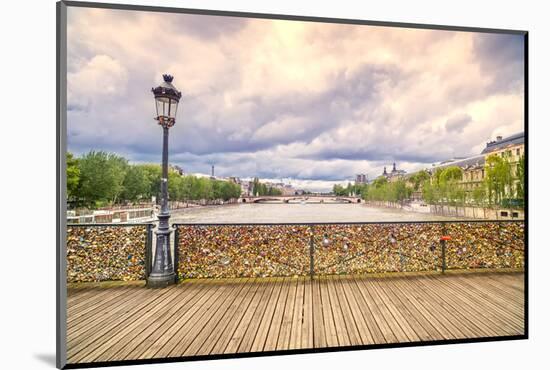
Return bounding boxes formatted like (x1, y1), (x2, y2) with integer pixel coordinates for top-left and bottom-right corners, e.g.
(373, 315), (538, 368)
(147, 74), (182, 288)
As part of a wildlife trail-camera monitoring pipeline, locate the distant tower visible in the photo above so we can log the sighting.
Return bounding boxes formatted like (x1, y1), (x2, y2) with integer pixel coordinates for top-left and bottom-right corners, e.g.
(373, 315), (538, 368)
(383, 167), (387, 176)
(392, 162), (397, 173)
(211, 165), (214, 177)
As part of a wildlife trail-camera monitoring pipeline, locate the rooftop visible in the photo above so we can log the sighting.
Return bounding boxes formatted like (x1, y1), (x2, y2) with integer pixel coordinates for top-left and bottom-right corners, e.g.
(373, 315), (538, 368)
(481, 132), (525, 154)
(431, 154), (486, 171)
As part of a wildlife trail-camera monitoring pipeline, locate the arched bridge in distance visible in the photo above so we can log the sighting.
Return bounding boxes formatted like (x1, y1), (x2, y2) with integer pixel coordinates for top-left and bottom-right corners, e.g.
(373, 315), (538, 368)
(238, 195), (362, 204)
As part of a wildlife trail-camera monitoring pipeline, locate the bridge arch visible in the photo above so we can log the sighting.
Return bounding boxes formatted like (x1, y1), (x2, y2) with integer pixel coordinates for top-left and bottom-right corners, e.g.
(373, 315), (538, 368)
(238, 195), (362, 204)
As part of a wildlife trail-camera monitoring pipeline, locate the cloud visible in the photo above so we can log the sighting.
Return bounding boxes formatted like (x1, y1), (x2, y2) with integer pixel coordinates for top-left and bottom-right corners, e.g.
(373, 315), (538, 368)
(66, 8), (525, 191)
(68, 54), (128, 111)
(445, 113), (472, 133)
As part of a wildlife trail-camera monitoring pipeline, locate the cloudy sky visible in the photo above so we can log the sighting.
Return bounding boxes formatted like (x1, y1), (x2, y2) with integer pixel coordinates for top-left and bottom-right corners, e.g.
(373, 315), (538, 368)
(66, 7), (525, 192)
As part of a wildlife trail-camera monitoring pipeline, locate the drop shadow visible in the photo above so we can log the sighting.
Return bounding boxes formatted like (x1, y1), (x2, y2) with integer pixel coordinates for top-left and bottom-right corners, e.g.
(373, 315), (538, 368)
(34, 353), (56, 367)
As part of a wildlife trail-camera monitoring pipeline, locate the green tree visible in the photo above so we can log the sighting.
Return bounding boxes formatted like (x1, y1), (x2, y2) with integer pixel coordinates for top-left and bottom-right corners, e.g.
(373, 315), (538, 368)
(77, 151), (128, 207)
(422, 180), (438, 204)
(121, 165), (151, 202)
(346, 182), (353, 196)
(252, 177), (260, 196)
(485, 154), (512, 205)
(332, 184), (346, 196)
(372, 176), (388, 188)
(472, 186), (487, 206)
(438, 166), (464, 205)
(439, 166), (463, 183)
(168, 170), (183, 201)
(409, 170), (430, 191)
(66, 152), (80, 200)
(139, 164), (162, 200)
(516, 155), (525, 200)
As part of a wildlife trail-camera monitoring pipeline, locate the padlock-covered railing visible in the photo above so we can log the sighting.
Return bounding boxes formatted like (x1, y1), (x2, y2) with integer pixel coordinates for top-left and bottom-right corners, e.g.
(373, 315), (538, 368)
(173, 220), (525, 280)
(444, 222), (524, 270)
(66, 223), (154, 283)
(312, 223), (443, 275)
(173, 224), (312, 279)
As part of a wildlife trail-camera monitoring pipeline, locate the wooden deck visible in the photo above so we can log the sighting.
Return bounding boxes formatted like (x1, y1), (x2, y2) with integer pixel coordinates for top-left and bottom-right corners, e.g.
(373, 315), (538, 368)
(66, 272), (524, 365)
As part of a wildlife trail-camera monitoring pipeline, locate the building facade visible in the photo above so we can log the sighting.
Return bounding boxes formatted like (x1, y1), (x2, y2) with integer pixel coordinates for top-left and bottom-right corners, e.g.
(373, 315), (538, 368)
(409, 132), (524, 199)
(381, 163), (407, 182)
(355, 174), (367, 185)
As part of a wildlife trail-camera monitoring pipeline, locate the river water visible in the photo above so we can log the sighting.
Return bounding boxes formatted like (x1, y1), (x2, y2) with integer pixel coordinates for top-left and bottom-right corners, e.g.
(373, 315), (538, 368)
(169, 203), (458, 224)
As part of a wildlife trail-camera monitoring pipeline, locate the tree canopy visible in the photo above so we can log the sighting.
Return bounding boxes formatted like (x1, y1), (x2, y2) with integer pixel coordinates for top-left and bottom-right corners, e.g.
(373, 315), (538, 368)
(67, 151), (244, 208)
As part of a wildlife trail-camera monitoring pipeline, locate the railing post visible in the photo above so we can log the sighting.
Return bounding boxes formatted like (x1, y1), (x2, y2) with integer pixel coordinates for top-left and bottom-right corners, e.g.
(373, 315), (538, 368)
(173, 225), (179, 283)
(309, 225), (315, 280)
(496, 221), (504, 265)
(441, 223), (447, 274)
(145, 223), (154, 280)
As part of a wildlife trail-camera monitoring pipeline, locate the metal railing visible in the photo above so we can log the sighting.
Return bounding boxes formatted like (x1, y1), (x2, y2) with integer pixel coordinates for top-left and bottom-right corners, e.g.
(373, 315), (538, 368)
(65, 220), (524, 283)
(66, 223), (155, 283)
(173, 220), (524, 280)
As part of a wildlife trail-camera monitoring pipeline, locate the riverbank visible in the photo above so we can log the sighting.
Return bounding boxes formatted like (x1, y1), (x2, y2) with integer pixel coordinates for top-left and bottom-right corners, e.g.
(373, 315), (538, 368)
(364, 200), (524, 220)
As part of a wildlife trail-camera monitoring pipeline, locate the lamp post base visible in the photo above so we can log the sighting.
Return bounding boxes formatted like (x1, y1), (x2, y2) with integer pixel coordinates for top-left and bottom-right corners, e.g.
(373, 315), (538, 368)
(147, 272), (176, 288)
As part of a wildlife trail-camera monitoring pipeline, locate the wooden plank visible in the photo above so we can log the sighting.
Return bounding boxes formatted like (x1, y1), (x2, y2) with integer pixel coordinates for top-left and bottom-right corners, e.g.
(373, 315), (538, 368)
(396, 276), (478, 339)
(140, 280), (229, 359)
(98, 283), (207, 362)
(387, 277), (455, 340)
(332, 276), (364, 346)
(190, 279), (257, 356)
(115, 282), (214, 361)
(311, 277), (327, 348)
(237, 278), (278, 353)
(65, 273), (525, 364)
(490, 272), (524, 288)
(345, 275), (386, 344)
(250, 278), (285, 352)
(67, 286), (178, 361)
(224, 279), (269, 354)
(68, 288), (156, 334)
(208, 279), (264, 355)
(415, 275), (504, 337)
(68, 287), (126, 312)
(442, 275), (524, 331)
(288, 277), (305, 350)
(68, 287), (138, 326)
(352, 276), (396, 343)
(69, 286), (180, 363)
(456, 274), (524, 310)
(264, 277), (292, 351)
(170, 278), (250, 357)
(458, 274), (524, 310)
(319, 276), (339, 347)
(370, 278), (427, 342)
(361, 278), (416, 342)
(300, 278), (314, 349)
(276, 278), (299, 350)
(468, 275), (524, 304)
(428, 275), (522, 335)
(326, 276), (354, 346)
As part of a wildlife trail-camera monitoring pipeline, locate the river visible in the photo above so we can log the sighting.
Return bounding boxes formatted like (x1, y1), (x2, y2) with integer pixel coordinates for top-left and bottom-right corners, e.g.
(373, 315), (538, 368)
(169, 203), (459, 224)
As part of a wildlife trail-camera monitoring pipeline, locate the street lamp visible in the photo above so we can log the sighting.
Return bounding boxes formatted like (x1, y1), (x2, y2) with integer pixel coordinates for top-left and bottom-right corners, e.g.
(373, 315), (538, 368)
(147, 74), (182, 288)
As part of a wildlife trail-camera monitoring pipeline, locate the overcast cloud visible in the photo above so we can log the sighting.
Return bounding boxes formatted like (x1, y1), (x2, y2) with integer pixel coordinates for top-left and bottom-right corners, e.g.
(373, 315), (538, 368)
(66, 8), (524, 192)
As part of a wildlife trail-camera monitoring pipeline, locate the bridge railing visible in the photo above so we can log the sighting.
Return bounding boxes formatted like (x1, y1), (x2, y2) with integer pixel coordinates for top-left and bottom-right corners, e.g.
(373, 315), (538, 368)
(173, 220), (524, 280)
(66, 223), (155, 283)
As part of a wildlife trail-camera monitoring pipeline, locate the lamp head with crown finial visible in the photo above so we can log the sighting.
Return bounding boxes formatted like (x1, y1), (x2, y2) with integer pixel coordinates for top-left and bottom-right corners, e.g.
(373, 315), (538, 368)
(152, 74), (182, 128)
